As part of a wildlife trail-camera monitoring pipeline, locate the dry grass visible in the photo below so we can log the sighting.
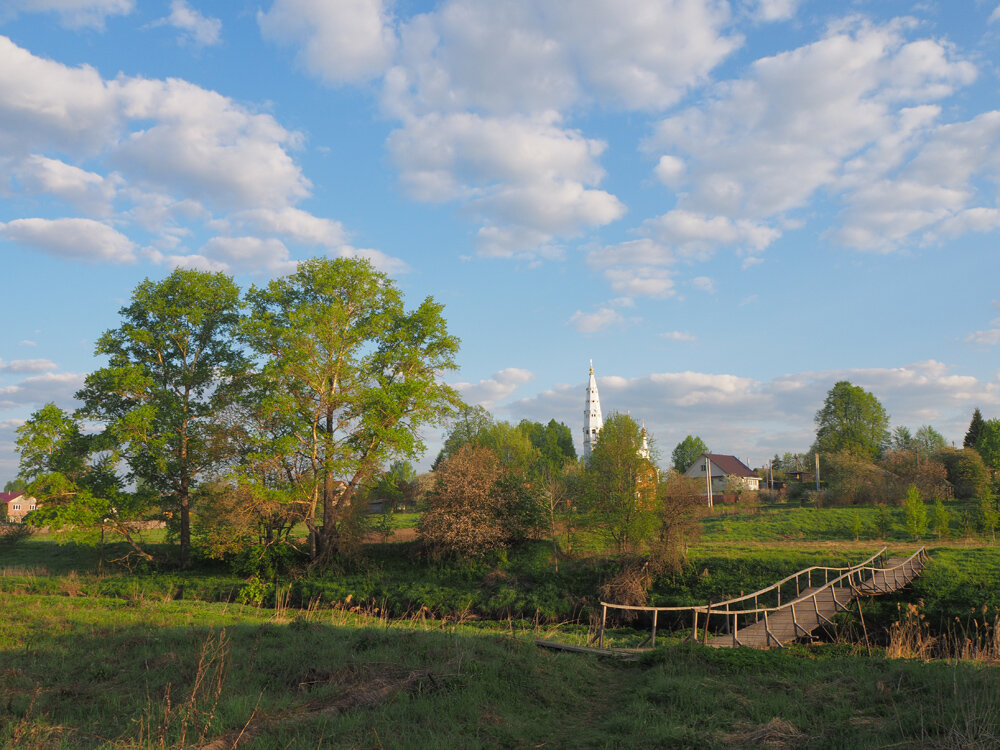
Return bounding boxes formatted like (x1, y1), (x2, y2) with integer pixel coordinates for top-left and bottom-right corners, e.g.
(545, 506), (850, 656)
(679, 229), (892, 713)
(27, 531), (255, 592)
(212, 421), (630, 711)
(888, 602), (1000, 663)
(726, 717), (807, 749)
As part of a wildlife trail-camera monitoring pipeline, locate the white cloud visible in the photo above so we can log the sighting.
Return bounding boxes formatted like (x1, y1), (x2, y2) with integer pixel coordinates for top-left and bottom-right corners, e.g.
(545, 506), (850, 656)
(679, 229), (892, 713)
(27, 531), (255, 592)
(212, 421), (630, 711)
(691, 276), (715, 293)
(454, 367), (534, 407)
(749, 0), (798, 22)
(259, 0), (396, 85)
(197, 236), (297, 275)
(154, 0), (222, 47)
(2, 0), (133, 30)
(18, 341), (37, 348)
(660, 331), (696, 342)
(0, 372), (85, 410)
(569, 305), (633, 333)
(222, 207), (348, 247)
(387, 111), (624, 256)
(0, 359), (57, 374)
(507, 360), (998, 467)
(0, 218), (135, 263)
(991, 5), (1000, 24)
(0, 36), (119, 155)
(604, 267), (676, 299)
(644, 20), (977, 255)
(13, 155), (116, 215)
(545, 0), (740, 111)
(113, 76), (310, 211)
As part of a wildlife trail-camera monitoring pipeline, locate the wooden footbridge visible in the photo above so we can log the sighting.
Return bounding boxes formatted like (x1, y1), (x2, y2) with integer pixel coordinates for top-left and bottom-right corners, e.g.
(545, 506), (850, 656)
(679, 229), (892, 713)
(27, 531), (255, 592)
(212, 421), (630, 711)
(594, 547), (927, 650)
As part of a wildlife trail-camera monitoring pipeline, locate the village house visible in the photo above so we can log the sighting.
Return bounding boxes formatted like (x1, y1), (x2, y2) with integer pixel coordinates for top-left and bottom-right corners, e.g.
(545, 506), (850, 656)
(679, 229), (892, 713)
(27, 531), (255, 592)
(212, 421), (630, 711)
(684, 453), (762, 496)
(2, 491), (38, 523)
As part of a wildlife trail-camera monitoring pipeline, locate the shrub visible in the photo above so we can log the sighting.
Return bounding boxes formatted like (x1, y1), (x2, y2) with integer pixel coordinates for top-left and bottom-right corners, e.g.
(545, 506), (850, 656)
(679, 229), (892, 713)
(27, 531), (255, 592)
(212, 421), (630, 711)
(902, 484), (927, 539)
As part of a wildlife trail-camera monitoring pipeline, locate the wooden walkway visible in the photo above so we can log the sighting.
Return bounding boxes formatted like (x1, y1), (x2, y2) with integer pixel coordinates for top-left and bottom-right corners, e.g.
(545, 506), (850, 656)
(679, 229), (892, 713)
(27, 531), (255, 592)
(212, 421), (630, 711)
(597, 548), (927, 650)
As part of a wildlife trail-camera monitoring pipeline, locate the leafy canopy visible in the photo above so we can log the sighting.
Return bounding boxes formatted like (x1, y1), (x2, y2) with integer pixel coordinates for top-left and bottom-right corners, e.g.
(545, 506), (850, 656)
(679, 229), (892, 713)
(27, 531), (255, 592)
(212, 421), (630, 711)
(813, 381), (890, 460)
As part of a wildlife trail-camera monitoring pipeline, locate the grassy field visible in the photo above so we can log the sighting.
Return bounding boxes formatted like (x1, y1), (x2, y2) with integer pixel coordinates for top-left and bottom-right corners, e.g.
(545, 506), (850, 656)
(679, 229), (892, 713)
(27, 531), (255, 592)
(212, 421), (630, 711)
(2, 593), (999, 749)
(3, 501), (1000, 746)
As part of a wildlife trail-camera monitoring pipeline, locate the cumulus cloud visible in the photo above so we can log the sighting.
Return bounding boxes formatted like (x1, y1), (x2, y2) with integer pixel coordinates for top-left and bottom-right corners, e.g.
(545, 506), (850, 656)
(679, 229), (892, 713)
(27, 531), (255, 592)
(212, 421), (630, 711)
(568, 305), (633, 333)
(0, 372), (86, 410)
(387, 111), (625, 257)
(153, 0), (222, 47)
(0, 218), (136, 263)
(259, 0), (397, 85)
(644, 20), (978, 255)
(454, 367), (534, 407)
(506, 360), (998, 467)
(0, 359), (57, 374)
(1, 0), (134, 30)
(13, 155), (116, 215)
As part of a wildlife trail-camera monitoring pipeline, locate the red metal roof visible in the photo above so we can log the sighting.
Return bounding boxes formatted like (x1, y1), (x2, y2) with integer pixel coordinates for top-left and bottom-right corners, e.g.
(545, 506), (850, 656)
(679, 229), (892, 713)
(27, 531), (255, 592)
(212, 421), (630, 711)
(702, 454), (757, 478)
(0, 491), (25, 503)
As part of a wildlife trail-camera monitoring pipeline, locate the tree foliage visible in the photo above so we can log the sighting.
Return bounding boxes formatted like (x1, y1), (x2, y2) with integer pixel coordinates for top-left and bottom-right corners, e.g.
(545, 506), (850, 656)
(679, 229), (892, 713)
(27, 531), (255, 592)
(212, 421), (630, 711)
(671, 435), (708, 473)
(651, 472), (704, 573)
(813, 381), (890, 460)
(581, 413), (659, 553)
(242, 257), (461, 564)
(419, 444), (544, 559)
(965, 408), (986, 449)
(16, 403), (151, 560)
(973, 418), (1000, 473)
(936, 447), (989, 499)
(902, 484), (927, 539)
(75, 269), (245, 566)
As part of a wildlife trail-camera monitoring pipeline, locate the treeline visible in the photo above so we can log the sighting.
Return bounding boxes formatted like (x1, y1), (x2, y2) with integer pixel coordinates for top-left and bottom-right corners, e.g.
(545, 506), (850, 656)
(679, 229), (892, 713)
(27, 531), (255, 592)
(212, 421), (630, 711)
(12, 259), (705, 579)
(15, 258), (462, 569)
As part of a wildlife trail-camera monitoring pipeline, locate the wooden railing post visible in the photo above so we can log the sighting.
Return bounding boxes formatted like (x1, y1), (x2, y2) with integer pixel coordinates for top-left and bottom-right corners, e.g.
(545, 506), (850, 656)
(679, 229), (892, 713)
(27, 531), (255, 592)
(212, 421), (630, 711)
(599, 605), (607, 648)
(651, 610), (658, 649)
(692, 609), (698, 642)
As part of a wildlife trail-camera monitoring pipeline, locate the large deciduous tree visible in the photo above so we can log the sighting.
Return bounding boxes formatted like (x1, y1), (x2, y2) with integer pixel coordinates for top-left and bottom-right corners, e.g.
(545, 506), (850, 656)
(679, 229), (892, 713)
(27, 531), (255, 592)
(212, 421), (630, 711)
(812, 381), (890, 461)
(242, 257), (461, 564)
(671, 435), (709, 473)
(76, 269), (245, 567)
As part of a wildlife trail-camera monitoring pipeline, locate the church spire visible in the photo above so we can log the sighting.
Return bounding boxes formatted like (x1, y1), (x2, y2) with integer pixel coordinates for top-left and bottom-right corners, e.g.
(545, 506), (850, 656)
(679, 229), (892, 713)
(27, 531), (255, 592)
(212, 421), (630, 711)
(583, 359), (603, 459)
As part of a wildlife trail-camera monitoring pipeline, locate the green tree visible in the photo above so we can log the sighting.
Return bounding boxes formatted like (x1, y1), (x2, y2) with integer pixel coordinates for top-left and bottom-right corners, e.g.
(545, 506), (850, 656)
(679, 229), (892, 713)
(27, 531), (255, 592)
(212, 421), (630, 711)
(519, 419), (576, 469)
(581, 413), (659, 553)
(902, 484), (927, 540)
(16, 403), (151, 560)
(974, 419), (1000, 473)
(965, 408), (986, 449)
(812, 381), (890, 460)
(671, 435), (709, 473)
(433, 405), (494, 468)
(3, 478), (26, 493)
(75, 269), (245, 567)
(891, 426), (913, 452)
(936, 447), (989, 499)
(976, 494), (998, 542)
(242, 257), (461, 564)
(930, 499), (951, 540)
(914, 425), (946, 454)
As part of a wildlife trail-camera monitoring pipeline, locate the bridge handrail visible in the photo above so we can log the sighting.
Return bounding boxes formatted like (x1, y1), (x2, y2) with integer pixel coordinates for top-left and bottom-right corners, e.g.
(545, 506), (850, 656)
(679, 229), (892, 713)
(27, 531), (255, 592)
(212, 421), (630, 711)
(601, 546), (888, 614)
(593, 547), (927, 649)
(706, 546), (927, 617)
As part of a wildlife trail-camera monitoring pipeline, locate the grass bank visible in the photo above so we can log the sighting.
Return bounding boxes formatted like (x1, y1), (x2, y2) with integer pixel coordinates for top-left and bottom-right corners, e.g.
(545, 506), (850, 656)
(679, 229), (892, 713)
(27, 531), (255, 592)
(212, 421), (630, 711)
(2, 593), (998, 748)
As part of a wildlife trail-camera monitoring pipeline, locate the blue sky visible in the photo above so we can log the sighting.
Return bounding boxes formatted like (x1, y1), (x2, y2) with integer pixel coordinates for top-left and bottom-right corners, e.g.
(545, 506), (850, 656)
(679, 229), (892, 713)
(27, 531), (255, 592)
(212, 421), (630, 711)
(2, 0), (1000, 482)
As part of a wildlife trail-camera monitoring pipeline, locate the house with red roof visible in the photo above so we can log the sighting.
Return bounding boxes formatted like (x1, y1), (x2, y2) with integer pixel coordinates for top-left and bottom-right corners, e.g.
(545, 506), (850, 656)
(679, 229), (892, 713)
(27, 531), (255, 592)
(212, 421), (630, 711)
(1, 492), (38, 522)
(683, 453), (761, 497)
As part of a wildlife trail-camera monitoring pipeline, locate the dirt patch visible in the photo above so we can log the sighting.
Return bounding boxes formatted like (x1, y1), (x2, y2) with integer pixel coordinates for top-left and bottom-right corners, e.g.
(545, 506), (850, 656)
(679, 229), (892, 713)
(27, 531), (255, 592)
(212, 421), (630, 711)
(725, 717), (807, 749)
(363, 527), (419, 544)
(199, 665), (446, 749)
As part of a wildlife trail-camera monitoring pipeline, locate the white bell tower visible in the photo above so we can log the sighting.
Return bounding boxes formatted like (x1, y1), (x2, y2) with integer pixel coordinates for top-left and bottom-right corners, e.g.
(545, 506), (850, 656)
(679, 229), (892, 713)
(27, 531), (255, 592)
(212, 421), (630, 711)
(583, 360), (603, 459)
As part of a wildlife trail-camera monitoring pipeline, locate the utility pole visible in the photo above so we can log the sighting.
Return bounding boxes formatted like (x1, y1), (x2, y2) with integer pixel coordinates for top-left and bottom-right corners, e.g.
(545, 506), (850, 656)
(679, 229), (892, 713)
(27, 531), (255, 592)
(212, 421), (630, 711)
(706, 456), (714, 509)
(814, 452), (821, 492)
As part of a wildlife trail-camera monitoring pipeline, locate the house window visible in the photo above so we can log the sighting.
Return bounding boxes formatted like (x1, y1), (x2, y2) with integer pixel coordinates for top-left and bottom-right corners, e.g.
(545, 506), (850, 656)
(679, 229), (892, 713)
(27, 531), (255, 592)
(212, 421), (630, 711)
(700, 464), (706, 471)
(12, 504), (20, 511)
